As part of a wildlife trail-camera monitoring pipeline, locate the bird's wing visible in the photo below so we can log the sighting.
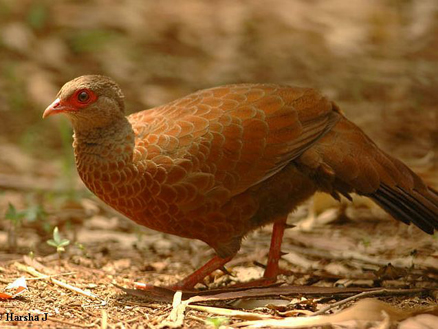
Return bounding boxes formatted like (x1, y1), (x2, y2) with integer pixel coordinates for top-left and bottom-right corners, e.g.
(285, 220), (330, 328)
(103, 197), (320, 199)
(128, 84), (340, 202)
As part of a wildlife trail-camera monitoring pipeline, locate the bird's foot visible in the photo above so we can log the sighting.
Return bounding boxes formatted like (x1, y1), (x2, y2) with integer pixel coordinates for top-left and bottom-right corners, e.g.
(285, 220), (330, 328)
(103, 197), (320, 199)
(253, 260), (294, 278)
(135, 255), (233, 292)
(226, 277), (282, 289)
(170, 255), (233, 291)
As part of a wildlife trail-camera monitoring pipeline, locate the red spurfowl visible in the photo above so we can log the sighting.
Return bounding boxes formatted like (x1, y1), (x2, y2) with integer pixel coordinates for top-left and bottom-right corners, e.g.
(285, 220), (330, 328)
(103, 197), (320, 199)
(44, 75), (438, 290)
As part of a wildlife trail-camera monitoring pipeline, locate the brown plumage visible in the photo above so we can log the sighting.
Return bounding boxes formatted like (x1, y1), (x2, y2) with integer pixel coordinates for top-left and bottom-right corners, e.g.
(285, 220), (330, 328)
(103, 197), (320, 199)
(43, 75), (438, 289)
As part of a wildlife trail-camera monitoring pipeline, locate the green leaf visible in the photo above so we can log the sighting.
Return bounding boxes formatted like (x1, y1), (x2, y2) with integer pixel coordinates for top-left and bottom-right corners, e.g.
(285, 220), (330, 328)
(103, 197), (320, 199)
(75, 242), (85, 251)
(27, 3), (48, 30)
(68, 29), (120, 54)
(28, 204), (47, 222)
(58, 240), (70, 247)
(48, 227), (70, 253)
(5, 203), (25, 225)
(5, 203), (17, 219)
(53, 226), (61, 244)
(47, 240), (58, 247)
(206, 317), (229, 329)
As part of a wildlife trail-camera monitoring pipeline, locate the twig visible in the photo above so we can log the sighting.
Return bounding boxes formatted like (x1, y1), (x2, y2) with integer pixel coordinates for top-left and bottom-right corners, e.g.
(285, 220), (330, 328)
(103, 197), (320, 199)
(51, 277), (99, 299)
(188, 304), (272, 320)
(126, 316), (144, 323)
(14, 262), (40, 276)
(313, 288), (426, 316)
(186, 315), (209, 325)
(14, 262), (99, 299)
(117, 300), (163, 308)
(47, 316), (99, 328)
(112, 316), (145, 328)
(1, 272), (75, 284)
(101, 309), (108, 329)
(26, 272), (76, 280)
(284, 244), (412, 268)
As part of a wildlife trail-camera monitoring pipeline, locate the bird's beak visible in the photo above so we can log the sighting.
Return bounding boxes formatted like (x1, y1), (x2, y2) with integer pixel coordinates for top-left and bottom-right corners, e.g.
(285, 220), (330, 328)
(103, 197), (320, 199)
(42, 98), (72, 118)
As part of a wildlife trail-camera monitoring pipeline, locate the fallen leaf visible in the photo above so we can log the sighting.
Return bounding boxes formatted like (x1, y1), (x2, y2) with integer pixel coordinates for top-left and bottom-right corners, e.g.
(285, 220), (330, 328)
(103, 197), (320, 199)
(188, 304), (273, 320)
(399, 314), (438, 329)
(158, 291), (187, 328)
(235, 298), (432, 328)
(0, 277), (28, 299)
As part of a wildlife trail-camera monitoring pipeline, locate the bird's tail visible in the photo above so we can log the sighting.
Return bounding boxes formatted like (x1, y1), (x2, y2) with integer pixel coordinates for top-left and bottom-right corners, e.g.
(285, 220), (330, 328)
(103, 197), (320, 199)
(367, 160), (438, 234)
(309, 115), (438, 234)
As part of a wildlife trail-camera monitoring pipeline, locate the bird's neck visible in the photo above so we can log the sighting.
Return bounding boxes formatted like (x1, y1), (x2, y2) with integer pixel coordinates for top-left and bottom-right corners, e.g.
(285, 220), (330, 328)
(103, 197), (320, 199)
(72, 117), (135, 161)
(73, 116), (131, 142)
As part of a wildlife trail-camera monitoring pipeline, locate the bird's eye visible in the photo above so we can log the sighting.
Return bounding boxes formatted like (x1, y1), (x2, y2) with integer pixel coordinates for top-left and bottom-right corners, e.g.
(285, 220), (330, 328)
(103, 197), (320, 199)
(77, 91), (90, 103)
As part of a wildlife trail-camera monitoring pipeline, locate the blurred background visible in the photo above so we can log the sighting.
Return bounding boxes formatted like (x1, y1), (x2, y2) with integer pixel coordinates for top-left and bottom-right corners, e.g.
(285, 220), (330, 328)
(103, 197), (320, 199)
(0, 0), (437, 254)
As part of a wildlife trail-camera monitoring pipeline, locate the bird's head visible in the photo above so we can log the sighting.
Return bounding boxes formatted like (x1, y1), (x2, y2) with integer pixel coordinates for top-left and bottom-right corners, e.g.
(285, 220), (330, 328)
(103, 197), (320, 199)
(43, 75), (126, 131)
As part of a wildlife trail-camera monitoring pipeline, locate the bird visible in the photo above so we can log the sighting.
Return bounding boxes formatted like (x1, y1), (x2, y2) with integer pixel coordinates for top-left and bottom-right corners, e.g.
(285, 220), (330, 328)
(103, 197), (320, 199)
(43, 75), (438, 290)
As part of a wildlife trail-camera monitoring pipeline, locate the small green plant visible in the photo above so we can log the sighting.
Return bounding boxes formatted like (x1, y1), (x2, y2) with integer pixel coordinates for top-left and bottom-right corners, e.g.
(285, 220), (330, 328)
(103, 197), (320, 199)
(206, 317), (228, 329)
(26, 2), (48, 30)
(68, 29), (119, 54)
(5, 202), (49, 252)
(361, 236), (371, 248)
(23, 203), (47, 223)
(75, 242), (89, 257)
(5, 203), (26, 225)
(5, 203), (26, 252)
(47, 227), (70, 264)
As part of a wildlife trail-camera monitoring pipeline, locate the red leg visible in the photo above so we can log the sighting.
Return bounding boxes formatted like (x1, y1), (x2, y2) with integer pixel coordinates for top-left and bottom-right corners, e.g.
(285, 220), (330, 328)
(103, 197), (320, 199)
(170, 255), (233, 291)
(136, 218), (289, 292)
(263, 216), (287, 279)
(218, 217), (290, 288)
(179, 217), (289, 290)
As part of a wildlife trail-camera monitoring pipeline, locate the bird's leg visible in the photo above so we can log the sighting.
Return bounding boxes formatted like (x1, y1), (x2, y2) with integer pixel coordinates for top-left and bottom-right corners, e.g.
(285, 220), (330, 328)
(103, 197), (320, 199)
(138, 219), (289, 291)
(173, 218), (290, 290)
(170, 255), (233, 291)
(263, 216), (288, 279)
(222, 217), (291, 289)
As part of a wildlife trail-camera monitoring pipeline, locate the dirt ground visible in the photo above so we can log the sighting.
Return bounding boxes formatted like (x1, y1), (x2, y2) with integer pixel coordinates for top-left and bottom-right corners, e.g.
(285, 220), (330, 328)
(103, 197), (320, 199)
(1, 0), (438, 328)
(0, 157), (437, 328)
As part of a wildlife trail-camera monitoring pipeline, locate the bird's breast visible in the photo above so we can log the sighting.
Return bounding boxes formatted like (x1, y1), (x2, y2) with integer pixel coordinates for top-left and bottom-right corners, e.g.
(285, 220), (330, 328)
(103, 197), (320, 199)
(75, 148), (182, 231)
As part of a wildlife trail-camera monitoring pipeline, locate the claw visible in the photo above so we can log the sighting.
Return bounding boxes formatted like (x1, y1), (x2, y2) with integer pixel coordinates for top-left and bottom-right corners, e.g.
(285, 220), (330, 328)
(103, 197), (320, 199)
(219, 266), (233, 276)
(253, 260), (266, 269)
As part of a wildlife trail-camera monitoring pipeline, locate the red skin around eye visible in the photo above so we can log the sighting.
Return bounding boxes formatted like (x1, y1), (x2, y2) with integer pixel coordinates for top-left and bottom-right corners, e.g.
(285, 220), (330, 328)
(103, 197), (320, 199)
(42, 88), (98, 118)
(68, 89), (98, 109)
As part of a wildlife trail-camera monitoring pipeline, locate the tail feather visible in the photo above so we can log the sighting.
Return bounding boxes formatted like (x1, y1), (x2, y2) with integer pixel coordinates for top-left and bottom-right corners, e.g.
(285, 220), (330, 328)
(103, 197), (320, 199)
(370, 184), (438, 234)
(423, 185), (438, 205)
(311, 114), (438, 234)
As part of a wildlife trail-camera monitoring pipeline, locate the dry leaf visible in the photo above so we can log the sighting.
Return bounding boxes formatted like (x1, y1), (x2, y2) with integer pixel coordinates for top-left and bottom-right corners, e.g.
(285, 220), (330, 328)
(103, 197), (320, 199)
(399, 314), (438, 329)
(235, 298), (427, 328)
(0, 277), (28, 300)
(188, 304), (273, 320)
(158, 291), (187, 328)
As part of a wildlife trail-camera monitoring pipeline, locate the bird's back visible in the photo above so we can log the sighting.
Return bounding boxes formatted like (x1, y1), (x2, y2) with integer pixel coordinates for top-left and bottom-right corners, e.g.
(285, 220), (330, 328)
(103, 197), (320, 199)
(128, 84), (339, 198)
